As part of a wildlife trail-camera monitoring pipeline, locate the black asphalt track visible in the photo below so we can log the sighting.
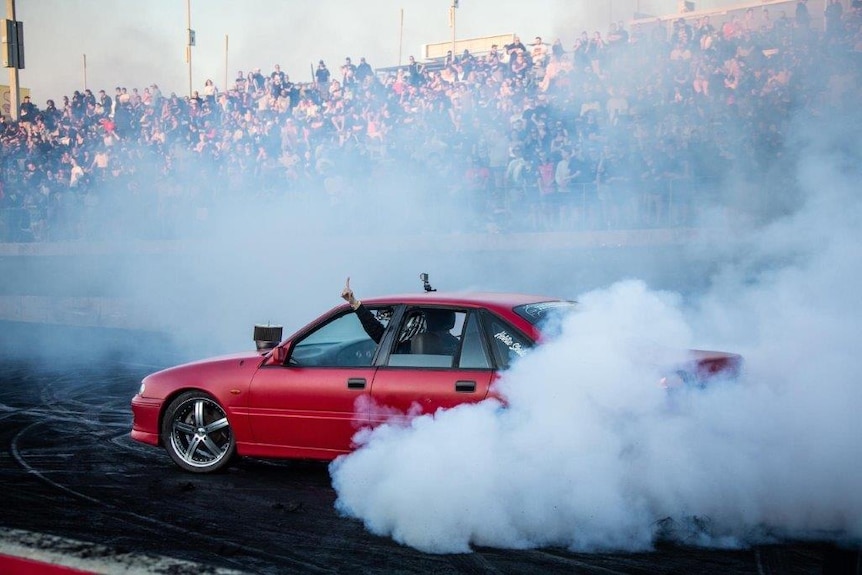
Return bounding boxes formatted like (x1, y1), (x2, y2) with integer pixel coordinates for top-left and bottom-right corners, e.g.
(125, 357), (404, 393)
(0, 323), (858, 575)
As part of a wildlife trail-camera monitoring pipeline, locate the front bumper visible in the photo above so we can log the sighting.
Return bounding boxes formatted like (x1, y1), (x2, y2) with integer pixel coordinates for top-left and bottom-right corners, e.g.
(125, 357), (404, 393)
(130, 395), (163, 446)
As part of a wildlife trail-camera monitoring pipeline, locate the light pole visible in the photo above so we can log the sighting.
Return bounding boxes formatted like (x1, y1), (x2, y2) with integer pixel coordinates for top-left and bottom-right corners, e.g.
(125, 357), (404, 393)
(398, 8), (404, 66)
(451, 0), (458, 60)
(450, 0), (458, 60)
(186, 0), (195, 97)
(224, 34), (228, 93)
(4, 0), (21, 120)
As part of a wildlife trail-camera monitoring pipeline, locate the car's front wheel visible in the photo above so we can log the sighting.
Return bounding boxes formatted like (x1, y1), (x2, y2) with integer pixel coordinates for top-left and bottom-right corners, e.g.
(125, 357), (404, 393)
(162, 391), (236, 473)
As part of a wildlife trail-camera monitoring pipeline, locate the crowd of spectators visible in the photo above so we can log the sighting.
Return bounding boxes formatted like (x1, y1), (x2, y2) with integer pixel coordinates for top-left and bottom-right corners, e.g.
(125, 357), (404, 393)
(1, 0), (861, 241)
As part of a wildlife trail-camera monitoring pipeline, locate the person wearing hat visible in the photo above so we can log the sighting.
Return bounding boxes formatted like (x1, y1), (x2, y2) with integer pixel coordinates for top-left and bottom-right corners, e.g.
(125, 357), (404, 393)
(19, 95), (37, 127)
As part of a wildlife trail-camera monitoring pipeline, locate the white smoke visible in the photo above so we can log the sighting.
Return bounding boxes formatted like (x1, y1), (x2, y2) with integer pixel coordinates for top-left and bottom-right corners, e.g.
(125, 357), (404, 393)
(329, 122), (862, 553)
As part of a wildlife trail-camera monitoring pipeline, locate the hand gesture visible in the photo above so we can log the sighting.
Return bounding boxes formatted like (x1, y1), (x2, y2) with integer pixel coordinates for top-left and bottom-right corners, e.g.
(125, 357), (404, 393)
(341, 277), (357, 307)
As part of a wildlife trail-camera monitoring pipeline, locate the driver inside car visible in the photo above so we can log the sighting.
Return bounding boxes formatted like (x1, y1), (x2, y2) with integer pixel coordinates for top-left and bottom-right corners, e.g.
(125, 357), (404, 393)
(341, 278), (457, 355)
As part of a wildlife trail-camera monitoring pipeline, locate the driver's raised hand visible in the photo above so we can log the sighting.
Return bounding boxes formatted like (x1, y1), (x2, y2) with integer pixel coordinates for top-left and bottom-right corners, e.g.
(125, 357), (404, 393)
(341, 277), (359, 309)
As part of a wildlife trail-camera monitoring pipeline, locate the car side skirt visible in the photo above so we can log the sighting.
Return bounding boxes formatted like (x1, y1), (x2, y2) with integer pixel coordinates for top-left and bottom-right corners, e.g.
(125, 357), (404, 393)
(236, 442), (349, 462)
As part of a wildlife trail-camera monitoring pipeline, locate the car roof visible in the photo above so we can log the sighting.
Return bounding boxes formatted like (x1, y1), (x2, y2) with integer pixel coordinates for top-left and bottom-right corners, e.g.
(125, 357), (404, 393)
(360, 291), (562, 309)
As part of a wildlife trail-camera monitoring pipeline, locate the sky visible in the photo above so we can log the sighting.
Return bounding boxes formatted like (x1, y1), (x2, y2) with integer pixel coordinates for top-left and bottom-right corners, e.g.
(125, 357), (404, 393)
(11, 0), (750, 102)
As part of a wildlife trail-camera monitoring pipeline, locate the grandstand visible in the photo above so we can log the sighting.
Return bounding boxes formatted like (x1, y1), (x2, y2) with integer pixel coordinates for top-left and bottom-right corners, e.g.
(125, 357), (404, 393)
(0, 0), (859, 243)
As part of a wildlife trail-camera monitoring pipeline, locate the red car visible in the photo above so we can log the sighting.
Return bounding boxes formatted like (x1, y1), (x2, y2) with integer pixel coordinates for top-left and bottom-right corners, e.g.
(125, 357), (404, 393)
(131, 282), (741, 473)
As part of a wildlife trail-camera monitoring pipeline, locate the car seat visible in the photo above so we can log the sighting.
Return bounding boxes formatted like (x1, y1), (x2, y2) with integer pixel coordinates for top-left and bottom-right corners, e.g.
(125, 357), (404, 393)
(411, 310), (458, 355)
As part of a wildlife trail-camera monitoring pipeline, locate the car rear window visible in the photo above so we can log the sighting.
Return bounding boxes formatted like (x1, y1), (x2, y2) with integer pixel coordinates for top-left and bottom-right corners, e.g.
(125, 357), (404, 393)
(513, 300), (577, 340)
(513, 301), (577, 326)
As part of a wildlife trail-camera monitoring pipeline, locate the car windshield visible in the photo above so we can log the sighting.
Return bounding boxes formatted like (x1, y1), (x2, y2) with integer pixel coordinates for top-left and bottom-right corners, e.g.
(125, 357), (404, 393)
(513, 301), (577, 338)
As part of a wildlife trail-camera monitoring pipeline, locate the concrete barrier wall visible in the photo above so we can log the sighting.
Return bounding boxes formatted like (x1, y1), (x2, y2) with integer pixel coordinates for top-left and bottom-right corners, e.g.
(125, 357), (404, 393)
(0, 229), (708, 330)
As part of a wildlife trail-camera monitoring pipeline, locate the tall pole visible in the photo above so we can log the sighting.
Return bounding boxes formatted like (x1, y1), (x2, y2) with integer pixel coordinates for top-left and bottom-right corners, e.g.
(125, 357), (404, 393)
(398, 8), (403, 66)
(186, 0), (192, 97)
(451, 1), (457, 59)
(5, 0), (19, 120)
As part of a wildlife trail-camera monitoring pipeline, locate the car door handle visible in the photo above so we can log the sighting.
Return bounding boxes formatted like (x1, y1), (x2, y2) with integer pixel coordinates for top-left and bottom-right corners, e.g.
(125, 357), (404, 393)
(347, 378), (367, 390)
(455, 380), (476, 393)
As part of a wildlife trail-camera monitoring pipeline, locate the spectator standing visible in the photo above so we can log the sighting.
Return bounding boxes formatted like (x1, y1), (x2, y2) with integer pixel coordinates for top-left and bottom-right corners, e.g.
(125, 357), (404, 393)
(554, 145), (580, 227)
(761, 8), (774, 32)
(606, 22), (626, 51)
(70, 90), (86, 121)
(616, 21), (630, 44)
(250, 68), (266, 93)
(315, 60), (331, 94)
(587, 31), (607, 75)
(825, 0), (844, 37)
(572, 31), (590, 70)
(42, 99), (60, 130)
(355, 57), (374, 85)
(535, 149), (557, 228)
(407, 55), (424, 87)
(531, 36), (550, 71)
(89, 146), (110, 183)
(69, 157), (85, 188)
(596, 144), (626, 228)
(488, 43), (501, 65)
(98, 90), (113, 117)
(18, 95), (37, 127)
(693, 15), (716, 50)
(234, 70), (247, 92)
(796, 0), (812, 30)
(203, 79), (218, 106)
(742, 8), (757, 34)
(342, 57), (357, 88)
(505, 35), (527, 62)
(140, 86), (152, 108)
(150, 84), (163, 109)
(463, 155), (491, 214)
(722, 14), (742, 41)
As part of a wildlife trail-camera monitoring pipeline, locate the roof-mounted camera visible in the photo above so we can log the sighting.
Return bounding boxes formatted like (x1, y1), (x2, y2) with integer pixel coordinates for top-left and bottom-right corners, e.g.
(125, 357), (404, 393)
(419, 272), (436, 292)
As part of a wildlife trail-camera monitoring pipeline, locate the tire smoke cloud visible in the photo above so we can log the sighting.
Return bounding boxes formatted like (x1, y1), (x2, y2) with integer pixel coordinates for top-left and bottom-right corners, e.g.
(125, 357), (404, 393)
(329, 112), (862, 553)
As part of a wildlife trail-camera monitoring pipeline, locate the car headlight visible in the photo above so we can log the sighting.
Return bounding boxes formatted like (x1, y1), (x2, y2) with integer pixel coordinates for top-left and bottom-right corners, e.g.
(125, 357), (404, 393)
(659, 372), (685, 389)
(139, 383), (146, 396)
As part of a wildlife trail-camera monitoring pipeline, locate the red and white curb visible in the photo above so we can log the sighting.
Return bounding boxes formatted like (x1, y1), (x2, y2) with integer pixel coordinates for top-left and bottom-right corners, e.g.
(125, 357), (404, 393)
(0, 528), (246, 574)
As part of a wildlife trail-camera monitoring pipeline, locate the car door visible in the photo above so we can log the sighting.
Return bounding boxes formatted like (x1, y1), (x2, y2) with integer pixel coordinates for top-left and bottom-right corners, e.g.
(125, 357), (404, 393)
(247, 308), (390, 458)
(369, 308), (495, 423)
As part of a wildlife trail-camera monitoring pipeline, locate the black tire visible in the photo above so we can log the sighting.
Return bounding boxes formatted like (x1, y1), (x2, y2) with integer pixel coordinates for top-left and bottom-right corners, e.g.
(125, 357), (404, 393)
(161, 391), (236, 473)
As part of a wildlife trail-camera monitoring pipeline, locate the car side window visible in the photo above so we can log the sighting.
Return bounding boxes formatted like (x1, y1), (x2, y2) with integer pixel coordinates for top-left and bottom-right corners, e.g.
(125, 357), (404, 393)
(458, 312), (492, 369)
(290, 310), (388, 368)
(485, 315), (532, 370)
(387, 308), (465, 368)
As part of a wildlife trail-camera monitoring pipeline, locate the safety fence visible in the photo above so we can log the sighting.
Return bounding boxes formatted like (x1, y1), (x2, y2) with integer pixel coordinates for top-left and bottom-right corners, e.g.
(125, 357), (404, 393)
(0, 176), (729, 242)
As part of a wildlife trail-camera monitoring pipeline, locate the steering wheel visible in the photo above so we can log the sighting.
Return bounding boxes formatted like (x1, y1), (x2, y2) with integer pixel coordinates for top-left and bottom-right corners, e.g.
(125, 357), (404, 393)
(334, 340), (377, 367)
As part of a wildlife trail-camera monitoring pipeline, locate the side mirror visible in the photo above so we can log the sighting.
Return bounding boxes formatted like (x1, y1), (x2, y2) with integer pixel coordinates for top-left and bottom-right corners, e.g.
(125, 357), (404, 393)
(268, 345), (287, 366)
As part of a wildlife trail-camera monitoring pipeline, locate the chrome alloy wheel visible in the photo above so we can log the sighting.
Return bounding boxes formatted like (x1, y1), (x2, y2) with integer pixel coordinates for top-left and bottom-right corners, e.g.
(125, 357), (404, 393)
(165, 393), (234, 472)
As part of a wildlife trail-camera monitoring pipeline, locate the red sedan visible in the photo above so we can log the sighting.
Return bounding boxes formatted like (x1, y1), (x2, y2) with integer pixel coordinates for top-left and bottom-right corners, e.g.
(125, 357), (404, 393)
(131, 287), (740, 473)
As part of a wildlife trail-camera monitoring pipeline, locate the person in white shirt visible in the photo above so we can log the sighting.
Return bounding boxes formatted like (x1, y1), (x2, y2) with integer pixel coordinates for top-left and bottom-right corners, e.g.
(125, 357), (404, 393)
(531, 36), (550, 70)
